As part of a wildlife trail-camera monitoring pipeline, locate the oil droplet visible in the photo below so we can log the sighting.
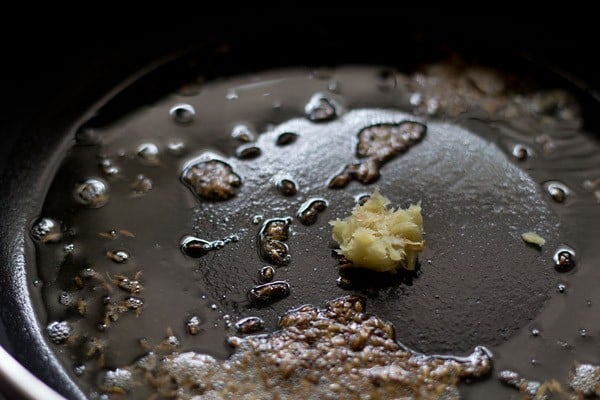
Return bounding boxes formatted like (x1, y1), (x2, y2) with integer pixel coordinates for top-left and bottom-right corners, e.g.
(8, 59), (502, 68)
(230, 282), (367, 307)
(169, 103), (196, 124)
(225, 90), (238, 100)
(355, 193), (371, 205)
(231, 124), (256, 143)
(409, 93), (423, 106)
(106, 250), (129, 264)
(579, 328), (587, 337)
(305, 93), (339, 122)
(544, 181), (570, 204)
(236, 144), (262, 159)
(167, 140), (186, 156)
(530, 328), (540, 337)
(251, 215), (264, 225)
(276, 178), (297, 196)
(30, 218), (62, 243)
(247, 281), (290, 306)
(376, 69), (397, 91)
(259, 265), (275, 283)
(33, 279), (43, 287)
(58, 291), (74, 307)
(328, 80), (340, 93)
(511, 144), (531, 161)
(74, 178), (109, 208)
(558, 283), (566, 293)
(186, 316), (202, 335)
(258, 218), (292, 265)
(131, 174), (153, 195)
(63, 243), (74, 254)
(73, 365), (86, 376)
(137, 143), (160, 165)
(276, 132), (299, 146)
(297, 198), (328, 226)
(180, 157), (242, 201)
(235, 316), (265, 334)
(554, 246), (576, 272)
(99, 159), (120, 177)
(180, 235), (231, 258)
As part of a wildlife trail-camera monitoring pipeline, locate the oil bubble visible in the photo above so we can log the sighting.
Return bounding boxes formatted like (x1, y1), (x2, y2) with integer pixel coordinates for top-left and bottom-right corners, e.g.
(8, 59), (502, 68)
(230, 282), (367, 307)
(297, 198), (328, 226)
(376, 69), (397, 91)
(58, 291), (74, 307)
(106, 250), (129, 264)
(74, 178), (109, 208)
(99, 159), (120, 177)
(180, 235), (231, 258)
(236, 144), (262, 159)
(553, 245), (576, 272)
(31, 217), (62, 243)
(276, 132), (299, 146)
(235, 316), (265, 334)
(305, 93), (339, 122)
(251, 215), (264, 225)
(544, 181), (571, 204)
(181, 157), (242, 201)
(511, 144), (532, 161)
(167, 140), (186, 156)
(355, 193), (371, 205)
(46, 321), (72, 344)
(73, 364), (86, 376)
(131, 174), (153, 196)
(186, 316), (202, 335)
(259, 265), (275, 283)
(258, 218), (292, 265)
(276, 178), (297, 196)
(169, 103), (196, 124)
(247, 281), (290, 306)
(231, 124), (256, 143)
(137, 143), (161, 165)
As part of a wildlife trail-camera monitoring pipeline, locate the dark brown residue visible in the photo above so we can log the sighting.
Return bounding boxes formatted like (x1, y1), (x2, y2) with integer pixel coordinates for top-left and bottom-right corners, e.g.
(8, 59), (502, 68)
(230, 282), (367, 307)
(181, 159), (241, 201)
(329, 122), (426, 188)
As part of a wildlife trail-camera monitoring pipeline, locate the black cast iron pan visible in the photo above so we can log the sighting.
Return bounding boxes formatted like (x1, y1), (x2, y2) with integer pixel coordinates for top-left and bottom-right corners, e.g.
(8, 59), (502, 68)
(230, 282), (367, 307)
(1, 11), (599, 399)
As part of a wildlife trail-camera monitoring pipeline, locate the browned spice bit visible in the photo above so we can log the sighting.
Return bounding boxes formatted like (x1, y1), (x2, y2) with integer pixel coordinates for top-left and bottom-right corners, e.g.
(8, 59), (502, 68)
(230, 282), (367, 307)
(235, 316), (265, 334)
(186, 316), (202, 335)
(157, 328), (180, 352)
(357, 122), (426, 160)
(181, 158), (242, 201)
(130, 174), (153, 196)
(111, 272), (143, 294)
(499, 369), (573, 399)
(103, 294), (492, 398)
(106, 250), (129, 264)
(77, 298), (87, 316)
(330, 121), (426, 188)
(98, 229), (135, 240)
(247, 281), (290, 306)
(258, 218), (292, 265)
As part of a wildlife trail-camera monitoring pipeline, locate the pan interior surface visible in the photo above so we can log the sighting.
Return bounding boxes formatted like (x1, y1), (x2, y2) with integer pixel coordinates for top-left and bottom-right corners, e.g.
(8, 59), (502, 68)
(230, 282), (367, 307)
(22, 58), (600, 399)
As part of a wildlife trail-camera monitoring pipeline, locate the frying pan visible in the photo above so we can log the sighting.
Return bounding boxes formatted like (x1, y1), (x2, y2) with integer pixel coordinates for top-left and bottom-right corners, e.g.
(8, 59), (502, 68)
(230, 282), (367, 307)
(1, 11), (598, 399)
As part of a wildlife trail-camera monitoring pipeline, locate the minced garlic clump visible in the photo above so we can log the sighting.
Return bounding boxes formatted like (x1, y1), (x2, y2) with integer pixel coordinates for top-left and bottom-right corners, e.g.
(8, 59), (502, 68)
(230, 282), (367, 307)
(330, 189), (424, 272)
